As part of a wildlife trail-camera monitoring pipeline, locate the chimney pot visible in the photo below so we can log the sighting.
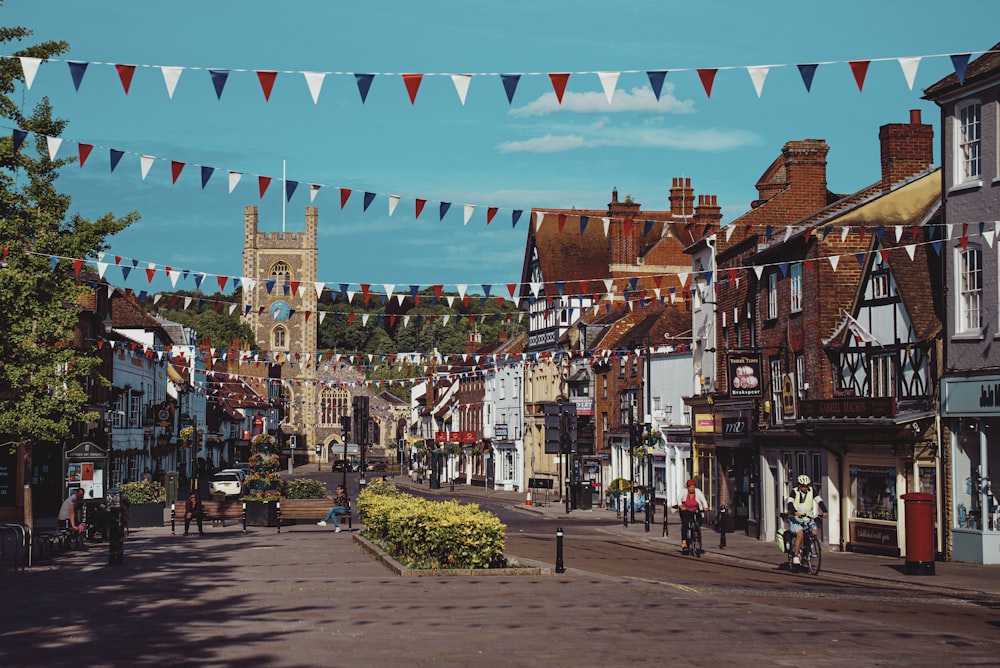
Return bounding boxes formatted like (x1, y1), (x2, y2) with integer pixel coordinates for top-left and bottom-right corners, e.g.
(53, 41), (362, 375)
(909, 109), (921, 124)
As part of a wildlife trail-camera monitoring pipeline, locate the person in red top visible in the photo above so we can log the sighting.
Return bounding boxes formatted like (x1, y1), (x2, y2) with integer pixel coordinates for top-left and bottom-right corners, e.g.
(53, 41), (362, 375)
(677, 479), (708, 554)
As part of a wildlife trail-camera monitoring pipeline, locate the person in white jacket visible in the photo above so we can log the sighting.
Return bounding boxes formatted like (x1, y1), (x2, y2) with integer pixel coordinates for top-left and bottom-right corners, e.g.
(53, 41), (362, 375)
(676, 479), (708, 554)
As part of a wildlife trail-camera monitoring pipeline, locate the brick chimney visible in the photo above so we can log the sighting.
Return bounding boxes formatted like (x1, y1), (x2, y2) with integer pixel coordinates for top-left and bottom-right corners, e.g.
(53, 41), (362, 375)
(464, 330), (482, 355)
(879, 109), (934, 191)
(782, 139), (829, 209)
(669, 177), (695, 218)
(608, 188), (641, 217)
(693, 194), (722, 232)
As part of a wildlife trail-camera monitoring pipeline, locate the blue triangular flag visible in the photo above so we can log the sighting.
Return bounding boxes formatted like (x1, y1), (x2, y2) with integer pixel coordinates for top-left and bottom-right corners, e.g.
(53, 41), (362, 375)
(410, 285), (420, 299)
(797, 64), (818, 92)
(950, 54), (971, 85)
(68, 61), (88, 90)
(643, 220), (655, 237)
(355, 74), (375, 103)
(822, 226), (833, 240)
(194, 273), (205, 289)
(931, 240), (942, 255)
(512, 210), (522, 227)
(121, 265), (132, 281)
(580, 215), (589, 234)
(646, 71), (667, 100)
(482, 284), (492, 297)
(854, 253), (865, 266)
(12, 129), (28, 151)
(209, 69), (229, 99)
(363, 191), (376, 211)
(765, 225), (773, 241)
(500, 74), (520, 104)
(285, 180), (298, 201)
(439, 202), (451, 220)
(200, 166), (214, 189)
(49, 255), (58, 271)
(110, 149), (124, 172)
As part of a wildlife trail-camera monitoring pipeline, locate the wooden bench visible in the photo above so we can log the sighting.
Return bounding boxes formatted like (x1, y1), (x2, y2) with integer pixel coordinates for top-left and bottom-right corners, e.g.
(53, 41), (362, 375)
(276, 498), (352, 533)
(170, 499), (246, 534)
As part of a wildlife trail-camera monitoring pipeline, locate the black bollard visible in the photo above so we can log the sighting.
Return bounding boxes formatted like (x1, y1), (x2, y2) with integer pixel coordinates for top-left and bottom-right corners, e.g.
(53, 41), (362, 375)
(108, 506), (125, 565)
(555, 527), (565, 573)
(719, 505), (727, 549)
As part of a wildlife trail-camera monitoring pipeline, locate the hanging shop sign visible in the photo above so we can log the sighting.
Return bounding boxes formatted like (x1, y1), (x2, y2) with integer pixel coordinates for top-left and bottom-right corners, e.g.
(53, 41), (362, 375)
(727, 354), (762, 397)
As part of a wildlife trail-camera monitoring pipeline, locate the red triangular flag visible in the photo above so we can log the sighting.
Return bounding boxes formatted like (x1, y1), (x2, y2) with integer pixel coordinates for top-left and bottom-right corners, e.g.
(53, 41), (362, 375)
(145, 267), (157, 283)
(257, 70), (277, 101)
(402, 74), (423, 104)
(487, 207), (498, 225)
(348, 313), (356, 325)
(432, 285), (443, 300)
(73, 259), (84, 275)
(340, 188), (352, 209)
(507, 283), (518, 299)
(217, 275), (228, 291)
(78, 143), (93, 167)
(848, 60), (870, 92)
(549, 73), (570, 104)
(697, 69), (717, 98)
(115, 64), (136, 94)
(415, 199), (426, 219)
(170, 160), (185, 184)
(259, 176), (271, 198)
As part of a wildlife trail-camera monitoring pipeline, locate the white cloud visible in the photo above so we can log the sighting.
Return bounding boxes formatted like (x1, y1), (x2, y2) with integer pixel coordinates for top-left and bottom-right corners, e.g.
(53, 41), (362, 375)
(498, 124), (761, 154)
(510, 85), (695, 116)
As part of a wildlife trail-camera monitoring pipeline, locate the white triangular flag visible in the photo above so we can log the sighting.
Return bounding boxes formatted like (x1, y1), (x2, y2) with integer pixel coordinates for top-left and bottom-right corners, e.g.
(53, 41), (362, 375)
(446, 296), (456, 307)
(783, 226), (792, 242)
(463, 204), (474, 225)
(725, 224), (736, 242)
(228, 171), (242, 193)
(362, 314), (370, 327)
(677, 272), (688, 287)
(946, 223), (954, 239)
(303, 71), (326, 103)
(904, 244), (917, 260)
(753, 265), (764, 279)
(20, 57), (41, 90)
(535, 211), (546, 231)
(309, 184), (321, 202)
(443, 314), (451, 326)
(140, 154), (155, 180)
(318, 311), (326, 324)
(597, 71), (620, 104)
(46, 136), (62, 161)
(841, 227), (849, 242)
(168, 268), (180, 287)
(96, 261), (108, 279)
(456, 284), (467, 299)
(895, 225), (904, 242)
(530, 282), (542, 297)
(242, 278), (256, 292)
(602, 217), (610, 236)
(747, 65), (769, 98)
(450, 74), (471, 105)
(984, 229), (994, 249)
(898, 57), (921, 91)
(383, 284), (395, 301)
(314, 282), (325, 299)
(829, 255), (840, 271)
(161, 66), (183, 98)
(229, 303), (238, 315)
(603, 278), (614, 293)
(346, 290), (356, 303)
(388, 195), (400, 216)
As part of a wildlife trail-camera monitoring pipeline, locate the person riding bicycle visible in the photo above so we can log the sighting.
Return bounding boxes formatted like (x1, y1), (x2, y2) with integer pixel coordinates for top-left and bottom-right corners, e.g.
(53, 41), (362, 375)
(787, 474), (828, 565)
(678, 479), (708, 554)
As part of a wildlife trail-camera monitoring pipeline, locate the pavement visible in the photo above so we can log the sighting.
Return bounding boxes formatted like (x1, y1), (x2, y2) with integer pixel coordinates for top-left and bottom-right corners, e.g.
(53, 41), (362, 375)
(389, 473), (1000, 597)
(4, 470), (1000, 666)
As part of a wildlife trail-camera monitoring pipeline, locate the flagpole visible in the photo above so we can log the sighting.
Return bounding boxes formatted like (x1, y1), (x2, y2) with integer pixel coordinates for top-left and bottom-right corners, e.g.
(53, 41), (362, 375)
(282, 160), (286, 233)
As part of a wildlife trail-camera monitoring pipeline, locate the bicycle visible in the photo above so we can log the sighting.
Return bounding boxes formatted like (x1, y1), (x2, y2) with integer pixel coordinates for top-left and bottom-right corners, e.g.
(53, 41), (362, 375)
(674, 506), (704, 557)
(779, 513), (821, 575)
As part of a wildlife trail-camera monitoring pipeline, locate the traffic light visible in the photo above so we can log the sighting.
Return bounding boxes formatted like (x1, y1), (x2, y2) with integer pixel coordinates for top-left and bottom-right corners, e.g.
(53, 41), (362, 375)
(543, 402), (562, 454)
(339, 415), (351, 439)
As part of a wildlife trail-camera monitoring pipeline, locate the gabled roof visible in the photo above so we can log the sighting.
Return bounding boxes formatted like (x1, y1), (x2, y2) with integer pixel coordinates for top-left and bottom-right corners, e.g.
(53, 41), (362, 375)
(924, 42), (1000, 99)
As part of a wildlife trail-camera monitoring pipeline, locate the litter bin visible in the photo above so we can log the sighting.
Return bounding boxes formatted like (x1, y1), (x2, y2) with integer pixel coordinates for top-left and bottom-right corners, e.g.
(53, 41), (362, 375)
(578, 483), (592, 510)
(901, 492), (936, 575)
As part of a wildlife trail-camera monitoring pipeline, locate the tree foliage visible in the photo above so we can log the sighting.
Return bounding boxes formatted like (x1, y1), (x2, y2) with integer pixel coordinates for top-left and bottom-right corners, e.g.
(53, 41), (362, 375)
(0, 20), (139, 447)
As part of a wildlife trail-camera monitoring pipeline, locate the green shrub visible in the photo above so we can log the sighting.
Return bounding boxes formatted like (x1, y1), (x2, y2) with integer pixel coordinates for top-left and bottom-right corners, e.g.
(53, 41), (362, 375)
(606, 478), (632, 496)
(119, 480), (165, 505)
(282, 478), (328, 499)
(358, 485), (506, 569)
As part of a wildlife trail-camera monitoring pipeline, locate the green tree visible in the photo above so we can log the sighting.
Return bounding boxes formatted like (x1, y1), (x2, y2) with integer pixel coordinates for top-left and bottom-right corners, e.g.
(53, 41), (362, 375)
(0, 21), (139, 449)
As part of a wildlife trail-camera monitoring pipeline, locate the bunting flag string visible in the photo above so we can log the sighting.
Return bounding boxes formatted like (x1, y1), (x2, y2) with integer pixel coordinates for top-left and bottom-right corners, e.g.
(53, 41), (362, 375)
(10, 48), (989, 105)
(25, 219), (995, 317)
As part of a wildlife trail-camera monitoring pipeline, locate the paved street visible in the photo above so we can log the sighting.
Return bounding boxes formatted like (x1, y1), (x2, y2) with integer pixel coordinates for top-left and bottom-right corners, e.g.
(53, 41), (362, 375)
(3, 470), (999, 667)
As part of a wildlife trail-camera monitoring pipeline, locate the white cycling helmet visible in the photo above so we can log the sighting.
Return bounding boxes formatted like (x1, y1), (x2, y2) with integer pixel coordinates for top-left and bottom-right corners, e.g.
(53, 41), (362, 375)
(797, 474), (812, 486)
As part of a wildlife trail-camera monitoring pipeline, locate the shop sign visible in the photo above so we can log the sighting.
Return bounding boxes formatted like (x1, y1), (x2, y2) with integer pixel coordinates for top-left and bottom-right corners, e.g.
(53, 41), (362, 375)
(942, 375), (1000, 415)
(781, 374), (796, 420)
(493, 423), (509, 439)
(434, 431), (478, 444)
(799, 397), (896, 419)
(849, 521), (899, 554)
(719, 416), (748, 437)
(727, 354), (762, 397)
(571, 396), (594, 416)
(694, 414), (715, 433)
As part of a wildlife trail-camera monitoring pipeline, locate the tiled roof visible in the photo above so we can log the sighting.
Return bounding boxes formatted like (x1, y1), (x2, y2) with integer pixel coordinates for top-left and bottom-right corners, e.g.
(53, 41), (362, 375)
(924, 42), (1000, 99)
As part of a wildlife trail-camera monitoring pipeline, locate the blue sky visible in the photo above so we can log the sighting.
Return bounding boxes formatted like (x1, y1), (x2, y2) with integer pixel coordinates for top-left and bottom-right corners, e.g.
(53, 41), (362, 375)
(5, 0), (999, 297)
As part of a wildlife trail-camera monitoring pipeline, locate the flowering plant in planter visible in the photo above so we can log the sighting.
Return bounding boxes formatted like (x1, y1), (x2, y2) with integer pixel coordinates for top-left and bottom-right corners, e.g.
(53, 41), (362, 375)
(179, 426), (203, 444)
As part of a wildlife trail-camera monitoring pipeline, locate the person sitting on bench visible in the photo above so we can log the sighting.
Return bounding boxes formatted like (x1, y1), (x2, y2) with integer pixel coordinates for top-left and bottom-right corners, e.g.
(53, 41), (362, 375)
(317, 486), (350, 532)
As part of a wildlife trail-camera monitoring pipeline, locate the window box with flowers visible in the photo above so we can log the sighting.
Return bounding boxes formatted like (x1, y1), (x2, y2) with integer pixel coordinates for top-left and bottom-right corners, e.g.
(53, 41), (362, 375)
(179, 426), (203, 447)
(119, 480), (166, 528)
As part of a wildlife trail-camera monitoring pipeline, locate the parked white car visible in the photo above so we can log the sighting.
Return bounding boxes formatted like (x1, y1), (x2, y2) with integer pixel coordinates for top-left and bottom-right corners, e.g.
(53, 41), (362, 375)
(209, 472), (244, 499)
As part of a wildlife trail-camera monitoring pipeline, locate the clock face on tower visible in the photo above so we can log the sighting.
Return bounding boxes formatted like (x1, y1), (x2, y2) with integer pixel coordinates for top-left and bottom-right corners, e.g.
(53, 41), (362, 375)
(270, 300), (291, 322)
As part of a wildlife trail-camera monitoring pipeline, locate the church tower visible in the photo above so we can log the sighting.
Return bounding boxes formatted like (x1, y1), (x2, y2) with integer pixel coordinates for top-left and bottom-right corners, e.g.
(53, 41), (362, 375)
(242, 205), (320, 457)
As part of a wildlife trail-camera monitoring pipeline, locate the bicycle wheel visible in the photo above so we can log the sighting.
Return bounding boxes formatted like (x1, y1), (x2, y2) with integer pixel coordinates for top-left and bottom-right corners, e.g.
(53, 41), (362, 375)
(808, 535), (821, 575)
(691, 526), (702, 557)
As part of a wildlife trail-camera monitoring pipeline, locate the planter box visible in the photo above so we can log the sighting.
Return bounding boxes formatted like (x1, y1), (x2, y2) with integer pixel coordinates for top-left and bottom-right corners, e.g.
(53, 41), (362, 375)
(245, 500), (278, 527)
(127, 502), (165, 528)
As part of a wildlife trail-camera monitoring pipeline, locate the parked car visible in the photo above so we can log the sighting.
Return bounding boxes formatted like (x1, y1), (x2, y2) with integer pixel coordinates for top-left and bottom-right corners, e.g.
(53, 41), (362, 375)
(219, 468), (247, 484)
(332, 459), (351, 473)
(209, 472), (244, 499)
(366, 460), (387, 472)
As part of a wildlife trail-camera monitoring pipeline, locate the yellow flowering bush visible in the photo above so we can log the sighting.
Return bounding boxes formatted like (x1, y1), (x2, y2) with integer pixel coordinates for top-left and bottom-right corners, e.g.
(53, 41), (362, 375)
(358, 480), (506, 569)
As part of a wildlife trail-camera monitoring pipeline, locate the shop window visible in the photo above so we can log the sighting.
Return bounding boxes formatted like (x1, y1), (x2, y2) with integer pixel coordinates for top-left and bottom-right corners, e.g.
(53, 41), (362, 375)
(953, 419), (997, 531)
(850, 466), (898, 521)
(697, 449), (717, 511)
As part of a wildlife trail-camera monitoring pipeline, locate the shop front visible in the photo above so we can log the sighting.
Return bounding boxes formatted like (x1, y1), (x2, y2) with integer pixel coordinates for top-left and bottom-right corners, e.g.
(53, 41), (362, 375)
(714, 403), (757, 536)
(942, 376), (1000, 564)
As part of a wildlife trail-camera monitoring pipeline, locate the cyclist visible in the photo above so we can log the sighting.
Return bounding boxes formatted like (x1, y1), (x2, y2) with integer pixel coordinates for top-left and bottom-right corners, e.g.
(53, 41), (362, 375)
(678, 479), (708, 554)
(787, 474), (828, 565)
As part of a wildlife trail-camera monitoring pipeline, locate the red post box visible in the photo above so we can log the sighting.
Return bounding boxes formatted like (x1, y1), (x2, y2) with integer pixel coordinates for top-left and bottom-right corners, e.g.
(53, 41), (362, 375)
(901, 492), (936, 575)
